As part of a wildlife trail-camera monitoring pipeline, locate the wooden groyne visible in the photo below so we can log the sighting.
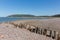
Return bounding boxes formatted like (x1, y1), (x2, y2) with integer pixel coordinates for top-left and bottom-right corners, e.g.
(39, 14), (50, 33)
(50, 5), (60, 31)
(9, 22), (60, 40)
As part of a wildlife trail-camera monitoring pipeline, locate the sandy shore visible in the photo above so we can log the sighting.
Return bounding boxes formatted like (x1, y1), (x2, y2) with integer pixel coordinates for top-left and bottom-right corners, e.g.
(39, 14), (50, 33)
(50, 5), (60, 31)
(0, 18), (60, 40)
(7, 18), (60, 31)
(0, 23), (54, 40)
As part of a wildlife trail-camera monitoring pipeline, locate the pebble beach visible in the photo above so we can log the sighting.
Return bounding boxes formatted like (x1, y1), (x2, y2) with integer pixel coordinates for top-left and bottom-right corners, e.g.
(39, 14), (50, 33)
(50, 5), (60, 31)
(0, 18), (60, 40)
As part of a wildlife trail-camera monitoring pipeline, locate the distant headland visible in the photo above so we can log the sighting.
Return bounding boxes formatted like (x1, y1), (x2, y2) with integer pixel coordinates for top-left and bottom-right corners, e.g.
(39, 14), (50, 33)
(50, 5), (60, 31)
(7, 14), (60, 18)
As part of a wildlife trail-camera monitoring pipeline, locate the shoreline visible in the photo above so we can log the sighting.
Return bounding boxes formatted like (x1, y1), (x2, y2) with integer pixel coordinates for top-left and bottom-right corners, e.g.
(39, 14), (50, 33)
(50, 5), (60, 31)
(0, 18), (60, 32)
(0, 18), (60, 40)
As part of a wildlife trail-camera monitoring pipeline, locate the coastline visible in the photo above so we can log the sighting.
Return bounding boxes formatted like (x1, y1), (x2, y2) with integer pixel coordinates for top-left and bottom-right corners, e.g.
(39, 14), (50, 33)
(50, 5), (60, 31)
(0, 18), (60, 40)
(1, 18), (60, 31)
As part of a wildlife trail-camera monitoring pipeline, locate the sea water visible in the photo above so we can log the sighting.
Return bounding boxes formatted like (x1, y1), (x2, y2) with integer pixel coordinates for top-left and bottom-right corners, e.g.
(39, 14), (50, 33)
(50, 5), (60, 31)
(0, 17), (48, 23)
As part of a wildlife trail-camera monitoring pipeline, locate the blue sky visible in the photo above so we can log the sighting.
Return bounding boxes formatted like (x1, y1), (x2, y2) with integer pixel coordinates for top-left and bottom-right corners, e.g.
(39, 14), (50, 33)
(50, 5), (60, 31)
(0, 0), (60, 17)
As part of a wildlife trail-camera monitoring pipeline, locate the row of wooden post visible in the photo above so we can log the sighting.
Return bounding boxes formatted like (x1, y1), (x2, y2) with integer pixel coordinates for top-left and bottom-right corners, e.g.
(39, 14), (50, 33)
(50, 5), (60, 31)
(29, 27), (60, 40)
(9, 23), (60, 40)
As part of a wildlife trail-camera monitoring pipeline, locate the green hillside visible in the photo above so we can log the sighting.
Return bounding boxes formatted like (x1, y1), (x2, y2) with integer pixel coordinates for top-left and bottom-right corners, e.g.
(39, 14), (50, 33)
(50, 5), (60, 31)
(52, 14), (60, 17)
(7, 14), (35, 17)
(7, 14), (60, 17)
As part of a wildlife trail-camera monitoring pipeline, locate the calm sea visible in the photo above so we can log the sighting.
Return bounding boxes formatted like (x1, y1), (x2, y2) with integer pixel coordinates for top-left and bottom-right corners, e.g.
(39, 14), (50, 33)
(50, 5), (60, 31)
(0, 17), (47, 23)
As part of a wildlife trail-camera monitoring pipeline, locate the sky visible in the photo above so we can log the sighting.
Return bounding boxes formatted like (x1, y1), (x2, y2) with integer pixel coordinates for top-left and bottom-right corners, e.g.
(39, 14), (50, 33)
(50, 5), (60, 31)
(0, 0), (60, 17)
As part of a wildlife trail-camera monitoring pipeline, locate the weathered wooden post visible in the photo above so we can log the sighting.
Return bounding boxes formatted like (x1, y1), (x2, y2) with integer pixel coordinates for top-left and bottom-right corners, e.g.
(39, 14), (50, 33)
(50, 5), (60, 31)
(24, 24), (27, 29)
(51, 31), (56, 39)
(36, 27), (38, 33)
(40, 27), (43, 35)
(28, 25), (36, 33)
(30, 26), (35, 32)
(51, 31), (59, 40)
(21, 23), (26, 28)
(55, 31), (59, 40)
(26, 24), (30, 29)
(46, 30), (52, 37)
(43, 29), (47, 35)
(42, 28), (46, 35)
(37, 27), (42, 34)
